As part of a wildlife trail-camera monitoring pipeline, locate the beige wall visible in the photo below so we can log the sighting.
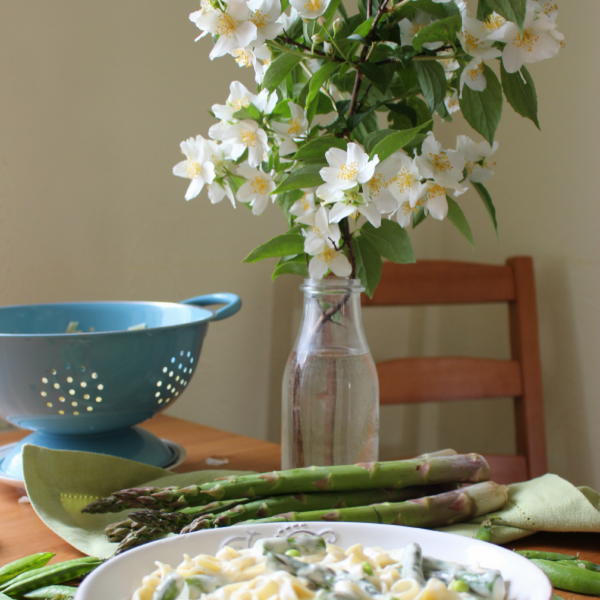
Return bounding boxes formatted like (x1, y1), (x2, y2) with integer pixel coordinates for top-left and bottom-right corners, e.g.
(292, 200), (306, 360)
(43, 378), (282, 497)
(2, 2), (598, 487)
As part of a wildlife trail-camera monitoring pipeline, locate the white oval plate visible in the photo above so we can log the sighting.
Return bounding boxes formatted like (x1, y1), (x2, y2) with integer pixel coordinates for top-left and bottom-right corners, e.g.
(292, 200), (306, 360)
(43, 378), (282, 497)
(75, 522), (552, 600)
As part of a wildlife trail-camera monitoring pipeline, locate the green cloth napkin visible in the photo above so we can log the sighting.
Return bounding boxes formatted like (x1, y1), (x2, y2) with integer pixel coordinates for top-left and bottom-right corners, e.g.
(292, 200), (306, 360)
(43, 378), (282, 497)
(22, 445), (600, 556)
(22, 444), (253, 558)
(439, 473), (600, 544)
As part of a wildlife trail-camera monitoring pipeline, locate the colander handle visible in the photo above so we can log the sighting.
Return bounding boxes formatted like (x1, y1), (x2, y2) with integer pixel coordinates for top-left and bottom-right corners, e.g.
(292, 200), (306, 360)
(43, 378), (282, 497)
(180, 293), (242, 321)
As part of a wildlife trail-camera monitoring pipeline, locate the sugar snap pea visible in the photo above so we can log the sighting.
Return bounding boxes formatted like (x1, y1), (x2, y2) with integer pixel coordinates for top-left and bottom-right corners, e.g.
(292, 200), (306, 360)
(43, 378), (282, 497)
(2, 557), (102, 596)
(24, 585), (77, 599)
(556, 559), (600, 572)
(531, 558), (600, 595)
(152, 572), (184, 600)
(516, 550), (578, 561)
(0, 553), (55, 585)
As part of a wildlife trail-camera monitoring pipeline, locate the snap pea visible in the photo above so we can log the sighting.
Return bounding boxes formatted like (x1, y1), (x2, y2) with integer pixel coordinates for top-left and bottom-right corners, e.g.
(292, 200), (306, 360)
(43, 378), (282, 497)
(531, 558), (600, 595)
(556, 559), (600, 572)
(516, 550), (578, 561)
(475, 519), (494, 542)
(152, 572), (184, 600)
(2, 557), (102, 596)
(24, 585), (77, 599)
(0, 553), (55, 585)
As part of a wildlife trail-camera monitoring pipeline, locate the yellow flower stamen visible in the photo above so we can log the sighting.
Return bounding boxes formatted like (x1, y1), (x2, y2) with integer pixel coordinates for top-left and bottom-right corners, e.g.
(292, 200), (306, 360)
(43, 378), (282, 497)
(232, 49), (253, 68)
(232, 97), (250, 111)
(429, 152), (452, 173)
(428, 184), (446, 200)
(304, 0), (322, 12)
(301, 194), (310, 211)
(241, 129), (257, 147)
(186, 160), (202, 179)
(217, 12), (238, 38)
(410, 23), (427, 35)
(514, 28), (540, 52)
(542, 2), (557, 15)
(338, 161), (359, 181)
(465, 161), (474, 175)
(251, 10), (270, 29)
(482, 14), (506, 31)
(250, 176), (267, 195)
(368, 173), (385, 197)
(318, 247), (337, 265)
(463, 32), (483, 52)
(468, 63), (485, 81)
(394, 167), (416, 193)
(287, 118), (302, 136)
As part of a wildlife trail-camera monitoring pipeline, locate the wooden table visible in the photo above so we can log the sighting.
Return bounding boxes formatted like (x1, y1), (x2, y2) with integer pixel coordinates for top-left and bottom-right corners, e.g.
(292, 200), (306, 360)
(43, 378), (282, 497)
(0, 415), (597, 599)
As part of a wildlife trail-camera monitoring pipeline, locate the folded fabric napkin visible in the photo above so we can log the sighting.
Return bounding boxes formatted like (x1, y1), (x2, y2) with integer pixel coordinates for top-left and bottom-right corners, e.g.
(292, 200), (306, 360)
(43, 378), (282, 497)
(22, 445), (600, 557)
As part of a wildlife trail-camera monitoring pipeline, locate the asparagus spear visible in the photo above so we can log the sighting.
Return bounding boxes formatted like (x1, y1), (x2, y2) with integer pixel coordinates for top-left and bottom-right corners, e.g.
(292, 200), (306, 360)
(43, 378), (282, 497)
(241, 481), (508, 528)
(82, 454), (491, 513)
(180, 515), (213, 534)
(211, 485), (452, 527)
(105, 519), (141, 543)
(115, 525), (164, 554)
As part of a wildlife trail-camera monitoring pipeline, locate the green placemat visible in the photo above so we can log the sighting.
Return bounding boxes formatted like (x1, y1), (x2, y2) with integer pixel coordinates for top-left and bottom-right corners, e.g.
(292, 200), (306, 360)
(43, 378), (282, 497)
(22, 444), (252, 558)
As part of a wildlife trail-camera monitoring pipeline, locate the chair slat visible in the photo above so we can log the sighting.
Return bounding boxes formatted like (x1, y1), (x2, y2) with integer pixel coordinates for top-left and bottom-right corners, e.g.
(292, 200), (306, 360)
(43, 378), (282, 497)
(362, 261), (516, 306)
(377, 357), (523, 405)
(483, 454), (529, 484)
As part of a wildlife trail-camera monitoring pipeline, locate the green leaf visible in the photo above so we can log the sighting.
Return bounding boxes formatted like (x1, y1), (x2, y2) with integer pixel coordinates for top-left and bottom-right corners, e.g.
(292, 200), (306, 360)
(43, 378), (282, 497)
(322, 0), (342, 28)
(413, 61), (447, 113)
(232, 103), (262, 122)
(277, 189), (304, 229)
(472, 181), (498, 235)
(305, 62), (341, 109)
(500, 64), (539, 129)
(263, 53), (303, 91)
(271, 99), (292, 120)
(347, 103), (381, 131)
(272, 255), (308, 279)
(352, 112), (379, 145)
(459, 64), (503, 145)
(358, 63), (394, 94)
(294, 137), (347, 160)
(412, 206), (427, 228)
(353, 15), (376, 38)
(353, 236), (382, 298)
(478, 0), (526, 30)
(364, 129), (396, 154)
(412, 16), (462, 52)
(316, 91), (336, 114)
(446, 196), (474, 248)
(227, 175), (246, 197)
(370, 122), (432, 162)
(243, 233), (306, 263)
(272, 164), (324, 194)
(361, 220), (416, 263)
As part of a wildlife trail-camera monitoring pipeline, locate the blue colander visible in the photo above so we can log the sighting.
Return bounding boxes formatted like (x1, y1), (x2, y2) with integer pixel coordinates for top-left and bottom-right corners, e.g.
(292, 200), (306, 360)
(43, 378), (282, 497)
(0, 293), (241, 480)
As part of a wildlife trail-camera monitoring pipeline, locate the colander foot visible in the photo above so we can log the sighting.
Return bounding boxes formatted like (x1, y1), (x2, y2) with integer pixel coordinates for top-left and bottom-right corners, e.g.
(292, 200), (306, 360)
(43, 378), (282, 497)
(0, 426), (177, 480)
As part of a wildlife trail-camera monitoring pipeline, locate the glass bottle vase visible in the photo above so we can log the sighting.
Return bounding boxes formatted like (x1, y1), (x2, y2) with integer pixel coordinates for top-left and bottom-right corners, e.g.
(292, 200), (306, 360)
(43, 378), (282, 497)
(281, 277), (379, 469)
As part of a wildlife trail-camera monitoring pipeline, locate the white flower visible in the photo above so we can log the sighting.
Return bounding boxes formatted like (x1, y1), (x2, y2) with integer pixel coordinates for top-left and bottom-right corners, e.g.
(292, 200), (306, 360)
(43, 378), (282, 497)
(308, 247), (352, 280)
(486, 9), (561, 73)
(209, 119), (269, 168)
(328, 195), (382, 228)
(444, 90), (461, 114)
(193, 0), (257, 60)
(229, 45), (272, 84)
(304, 206), (341, 255)
(363, 153), (404, 215)
(272, 102), (309, 157)
(459, 48), (502, 96)
(414, 132), (466, 191)
(458, 15), (503, 57)
(400, 12), (443, 50)
(290, 190), (317, 224)
(276, 7), (300, 31)
(396, 197), (425, 228)
(189, 1), (218, 39)
(202, 138), (237, 207)
(455, 135), (499, 183)
(248, 0), (284, 45)
(424, 183), (449, 220)
(289, 0), (330, 20)
(212, 81), (276, 122)
(318, 143), (380, 194)
(439, 50), (460, 79)
(386, 153), (429, 208)
(236, 164), (276, 215)
(173, 136), (216, 201)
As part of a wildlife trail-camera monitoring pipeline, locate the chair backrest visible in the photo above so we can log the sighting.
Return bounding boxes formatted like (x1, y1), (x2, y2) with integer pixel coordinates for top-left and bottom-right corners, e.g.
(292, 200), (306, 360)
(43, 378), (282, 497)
(361, 257), (547, 484)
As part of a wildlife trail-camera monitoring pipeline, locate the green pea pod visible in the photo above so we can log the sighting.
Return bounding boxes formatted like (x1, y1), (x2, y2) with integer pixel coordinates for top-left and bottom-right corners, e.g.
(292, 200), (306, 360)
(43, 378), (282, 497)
(153, 572), (185, 600)
(475, 519), (493, 542)
(531, 558), (600, 595)
(2, 557), (102, 596)
(24, 585), (78, 599)
(0, 553), (55, 585)
(517, 550), (578, 561)
(557, 559), (600, 572)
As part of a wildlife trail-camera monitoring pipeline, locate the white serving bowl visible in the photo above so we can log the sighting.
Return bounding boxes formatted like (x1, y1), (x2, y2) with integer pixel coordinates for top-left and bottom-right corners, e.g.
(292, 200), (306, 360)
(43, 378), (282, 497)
(75, 522), (552, 600)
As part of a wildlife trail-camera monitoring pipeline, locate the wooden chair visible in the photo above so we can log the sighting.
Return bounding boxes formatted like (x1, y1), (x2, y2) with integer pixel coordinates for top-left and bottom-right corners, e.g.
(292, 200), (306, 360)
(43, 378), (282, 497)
(361, 257), (547, 484)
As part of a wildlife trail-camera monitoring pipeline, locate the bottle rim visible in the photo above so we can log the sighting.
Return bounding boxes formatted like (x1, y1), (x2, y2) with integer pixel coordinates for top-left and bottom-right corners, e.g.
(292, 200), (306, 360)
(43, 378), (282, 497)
(300, 277), (365, 294)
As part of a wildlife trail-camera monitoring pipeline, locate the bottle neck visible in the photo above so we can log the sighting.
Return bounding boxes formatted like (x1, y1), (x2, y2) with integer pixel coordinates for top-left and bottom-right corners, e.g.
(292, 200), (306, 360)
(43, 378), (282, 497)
(294, 278), (370, 356)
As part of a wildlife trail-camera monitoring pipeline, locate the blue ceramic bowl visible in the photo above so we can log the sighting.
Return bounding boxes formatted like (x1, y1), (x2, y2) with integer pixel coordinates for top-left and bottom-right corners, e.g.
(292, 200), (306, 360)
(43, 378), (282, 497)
(0, 294), (241, 480)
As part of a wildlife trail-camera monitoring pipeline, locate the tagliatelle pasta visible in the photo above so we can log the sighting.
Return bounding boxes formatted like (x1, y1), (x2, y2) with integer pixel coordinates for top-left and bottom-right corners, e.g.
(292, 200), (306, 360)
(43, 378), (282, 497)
(132, 535), (506, 600)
